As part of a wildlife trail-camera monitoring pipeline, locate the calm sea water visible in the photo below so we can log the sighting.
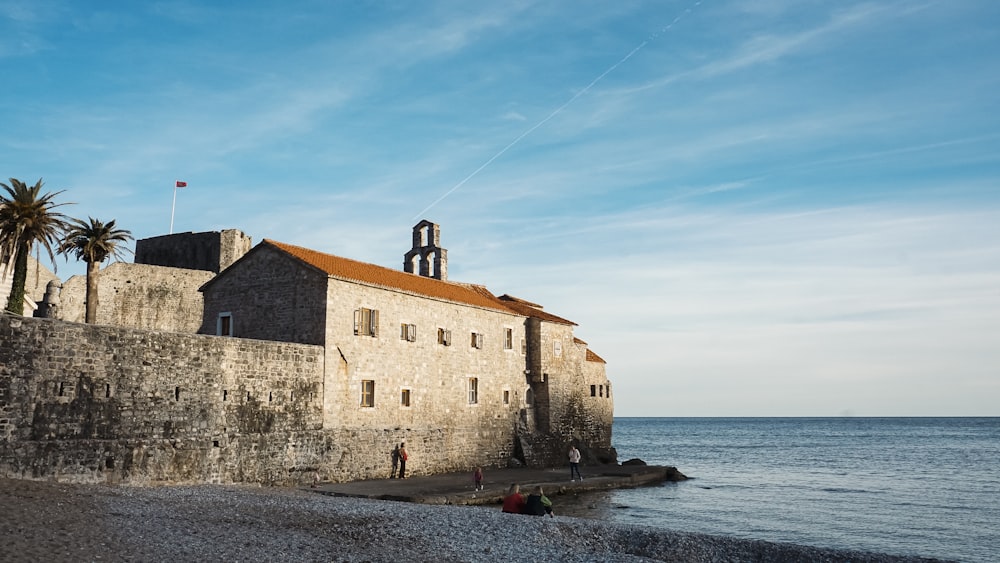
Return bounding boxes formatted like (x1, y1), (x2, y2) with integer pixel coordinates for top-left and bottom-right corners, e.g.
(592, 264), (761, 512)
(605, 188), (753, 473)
(556, 418), (999, 562)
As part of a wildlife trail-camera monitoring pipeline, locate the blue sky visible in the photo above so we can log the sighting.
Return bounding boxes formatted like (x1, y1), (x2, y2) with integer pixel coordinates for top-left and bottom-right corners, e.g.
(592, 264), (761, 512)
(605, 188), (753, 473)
(3, 1), (998, 416)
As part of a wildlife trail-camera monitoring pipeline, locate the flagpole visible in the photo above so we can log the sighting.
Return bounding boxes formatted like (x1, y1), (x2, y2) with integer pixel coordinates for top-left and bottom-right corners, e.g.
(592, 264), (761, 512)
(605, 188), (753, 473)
(170, 183), (178, 234)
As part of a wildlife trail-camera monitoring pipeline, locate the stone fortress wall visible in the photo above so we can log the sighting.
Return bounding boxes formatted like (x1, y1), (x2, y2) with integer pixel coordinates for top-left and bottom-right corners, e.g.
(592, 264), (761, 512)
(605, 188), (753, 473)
(134, 229), (252, 273)
(53, 229), (248, 332)
(0, 312), (607, 484)
(1, 224), (614, 485)
(57, 263), (214, 333)
(0, 313), (326, 484)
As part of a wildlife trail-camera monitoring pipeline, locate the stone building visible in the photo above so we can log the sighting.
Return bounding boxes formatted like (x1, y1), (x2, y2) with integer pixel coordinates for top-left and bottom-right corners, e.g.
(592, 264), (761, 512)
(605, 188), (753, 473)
(0, 221), (614, 484)
(198, 222), (614, 469)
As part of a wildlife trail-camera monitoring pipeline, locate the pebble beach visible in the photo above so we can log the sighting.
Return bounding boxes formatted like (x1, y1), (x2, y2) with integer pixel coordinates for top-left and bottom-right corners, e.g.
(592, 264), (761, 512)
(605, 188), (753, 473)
(0, 478), (949, 562)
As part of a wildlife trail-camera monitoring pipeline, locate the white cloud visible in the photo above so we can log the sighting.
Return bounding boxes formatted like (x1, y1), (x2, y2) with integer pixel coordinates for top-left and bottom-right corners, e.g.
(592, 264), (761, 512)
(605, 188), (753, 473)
(456, 200), (1000, 416)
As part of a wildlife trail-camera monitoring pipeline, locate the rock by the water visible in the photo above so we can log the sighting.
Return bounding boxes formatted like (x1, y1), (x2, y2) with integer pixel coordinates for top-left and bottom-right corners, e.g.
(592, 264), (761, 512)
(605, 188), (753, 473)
(621, 458), (647, 466)
(665, 466), (688, 481)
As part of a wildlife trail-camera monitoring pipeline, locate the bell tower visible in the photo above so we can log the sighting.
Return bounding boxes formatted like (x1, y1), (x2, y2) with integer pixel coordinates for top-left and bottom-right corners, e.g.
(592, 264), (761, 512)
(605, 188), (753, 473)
(404, 220), (448, 280)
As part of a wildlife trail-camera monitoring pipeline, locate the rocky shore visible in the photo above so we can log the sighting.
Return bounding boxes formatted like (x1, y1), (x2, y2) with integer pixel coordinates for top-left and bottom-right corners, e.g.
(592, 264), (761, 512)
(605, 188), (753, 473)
(0, 478), (948, 562)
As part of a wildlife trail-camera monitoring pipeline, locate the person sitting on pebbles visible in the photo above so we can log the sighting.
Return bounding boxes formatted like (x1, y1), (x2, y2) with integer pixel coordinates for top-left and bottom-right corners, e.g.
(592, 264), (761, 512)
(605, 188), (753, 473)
(501, 483), (526, 514)
(523, 486), (554, 518)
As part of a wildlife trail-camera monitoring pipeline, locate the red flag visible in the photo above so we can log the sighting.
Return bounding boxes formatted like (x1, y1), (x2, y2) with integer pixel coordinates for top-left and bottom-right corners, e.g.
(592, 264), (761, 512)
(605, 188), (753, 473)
(175, 180), (187, 188)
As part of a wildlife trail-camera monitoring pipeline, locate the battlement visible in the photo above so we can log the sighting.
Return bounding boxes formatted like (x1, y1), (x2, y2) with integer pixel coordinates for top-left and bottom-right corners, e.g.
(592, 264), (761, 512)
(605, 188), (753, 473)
(134, 229), (252, 273)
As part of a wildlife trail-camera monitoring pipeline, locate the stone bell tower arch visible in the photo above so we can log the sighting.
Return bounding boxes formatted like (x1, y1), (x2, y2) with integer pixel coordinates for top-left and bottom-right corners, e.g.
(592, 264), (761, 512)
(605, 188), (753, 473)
(403, 220), (448, 280)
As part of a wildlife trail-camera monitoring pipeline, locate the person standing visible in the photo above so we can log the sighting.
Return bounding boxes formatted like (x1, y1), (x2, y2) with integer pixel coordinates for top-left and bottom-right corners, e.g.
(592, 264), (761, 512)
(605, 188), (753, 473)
(398, 442), (408, 479)
(473, 466), (484, 491)
(568, 445), (583, 481)
(390, 444), (400, 478)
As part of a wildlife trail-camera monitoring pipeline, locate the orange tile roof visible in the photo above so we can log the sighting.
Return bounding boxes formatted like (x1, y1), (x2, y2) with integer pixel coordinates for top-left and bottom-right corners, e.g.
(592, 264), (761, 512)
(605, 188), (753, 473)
(497, 294), (543, 308)
(264, 239), (516, 314)
(586, 349), (607, 364)
(498, 294), (576, 326)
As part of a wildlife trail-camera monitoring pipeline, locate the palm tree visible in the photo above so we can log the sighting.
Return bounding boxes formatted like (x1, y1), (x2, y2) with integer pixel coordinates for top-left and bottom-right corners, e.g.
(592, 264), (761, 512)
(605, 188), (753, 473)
(58, 217), (133, 324)
(0, 178), (71, 315)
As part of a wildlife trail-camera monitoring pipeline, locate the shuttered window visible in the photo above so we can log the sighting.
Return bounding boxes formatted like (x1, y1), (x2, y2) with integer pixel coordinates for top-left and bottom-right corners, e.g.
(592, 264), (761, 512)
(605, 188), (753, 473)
(354, 308), (379, 337)
(361, 380), (375, 407)
(468, 378), (478, 404)
(437, 328), (452, 346)
(400, 323), (416, 342)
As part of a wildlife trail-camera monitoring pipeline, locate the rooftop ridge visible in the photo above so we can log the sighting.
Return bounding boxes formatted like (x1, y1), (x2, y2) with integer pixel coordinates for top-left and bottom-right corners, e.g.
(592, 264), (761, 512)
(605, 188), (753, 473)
(263, 239), (516, 314)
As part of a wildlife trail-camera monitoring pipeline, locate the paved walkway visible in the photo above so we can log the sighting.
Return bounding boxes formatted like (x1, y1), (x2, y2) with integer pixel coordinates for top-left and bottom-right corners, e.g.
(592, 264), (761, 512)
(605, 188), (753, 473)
(309, 464), (681, 506)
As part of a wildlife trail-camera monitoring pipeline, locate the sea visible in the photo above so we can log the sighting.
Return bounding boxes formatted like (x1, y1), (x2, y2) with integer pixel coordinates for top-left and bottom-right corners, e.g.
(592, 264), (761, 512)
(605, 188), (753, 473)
(555, 417), (999, 562)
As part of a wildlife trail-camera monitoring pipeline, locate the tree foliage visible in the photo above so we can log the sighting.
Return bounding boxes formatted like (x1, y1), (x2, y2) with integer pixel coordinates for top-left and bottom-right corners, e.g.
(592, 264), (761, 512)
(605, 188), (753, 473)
(58, 217), (134, 324)
(0, 178), (71, 315)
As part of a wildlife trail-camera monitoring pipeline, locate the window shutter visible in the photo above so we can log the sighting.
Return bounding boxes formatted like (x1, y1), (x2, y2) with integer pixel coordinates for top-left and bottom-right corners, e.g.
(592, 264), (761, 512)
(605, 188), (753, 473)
(354, 309), (361, 335)
(372, 309), (379, 337)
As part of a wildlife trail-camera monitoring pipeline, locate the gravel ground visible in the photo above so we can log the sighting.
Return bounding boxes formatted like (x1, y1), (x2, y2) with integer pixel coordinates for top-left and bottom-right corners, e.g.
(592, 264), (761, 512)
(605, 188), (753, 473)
(0, 478), (949, 562)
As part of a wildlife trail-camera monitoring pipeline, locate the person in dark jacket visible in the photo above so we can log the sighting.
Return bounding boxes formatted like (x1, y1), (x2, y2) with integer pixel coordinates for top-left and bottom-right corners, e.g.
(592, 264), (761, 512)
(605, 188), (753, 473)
(524, 486), (554, 517)
(390, 444), (400, 478)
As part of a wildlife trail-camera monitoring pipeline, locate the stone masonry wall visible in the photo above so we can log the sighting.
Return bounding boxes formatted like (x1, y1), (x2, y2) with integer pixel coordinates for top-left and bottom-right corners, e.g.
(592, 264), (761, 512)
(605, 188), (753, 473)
(57, 263), (214, 332)
(322, 277), (535, 475)
(0, 309), (569, 485)
(0, 313), (326, 485)
(527, 322), (614, 465)
(202, 246), (556, 476)
(200, 245), (328, 345)
(135, 229), (251, 273)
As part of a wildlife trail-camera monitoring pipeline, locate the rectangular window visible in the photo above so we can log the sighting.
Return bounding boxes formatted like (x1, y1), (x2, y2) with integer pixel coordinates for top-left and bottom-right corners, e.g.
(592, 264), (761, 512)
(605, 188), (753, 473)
(360, 380), (375, 407)
(217, 312), (233, 336)
(400, 388), (411, 407)
(468, 377), (478, 404)
(471, 332), (484, 349)
(590, 384), (597, 397)
(504, 328), (513, 350)
(503, 390), (510, 405)
(599, 385), (604, 397)
(400, 323), (416, 342)
(354, 308), (379, 337)
(521, 338), (527, 355)
(437, 328), (452, 346)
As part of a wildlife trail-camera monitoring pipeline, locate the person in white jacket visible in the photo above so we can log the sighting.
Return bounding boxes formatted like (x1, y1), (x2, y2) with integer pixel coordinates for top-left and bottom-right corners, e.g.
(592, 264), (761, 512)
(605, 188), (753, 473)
(568, 445), (582, 481)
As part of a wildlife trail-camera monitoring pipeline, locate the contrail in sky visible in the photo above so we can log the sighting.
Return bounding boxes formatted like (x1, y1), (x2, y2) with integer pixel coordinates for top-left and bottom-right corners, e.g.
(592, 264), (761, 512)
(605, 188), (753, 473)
(414, 1), (702, 220)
